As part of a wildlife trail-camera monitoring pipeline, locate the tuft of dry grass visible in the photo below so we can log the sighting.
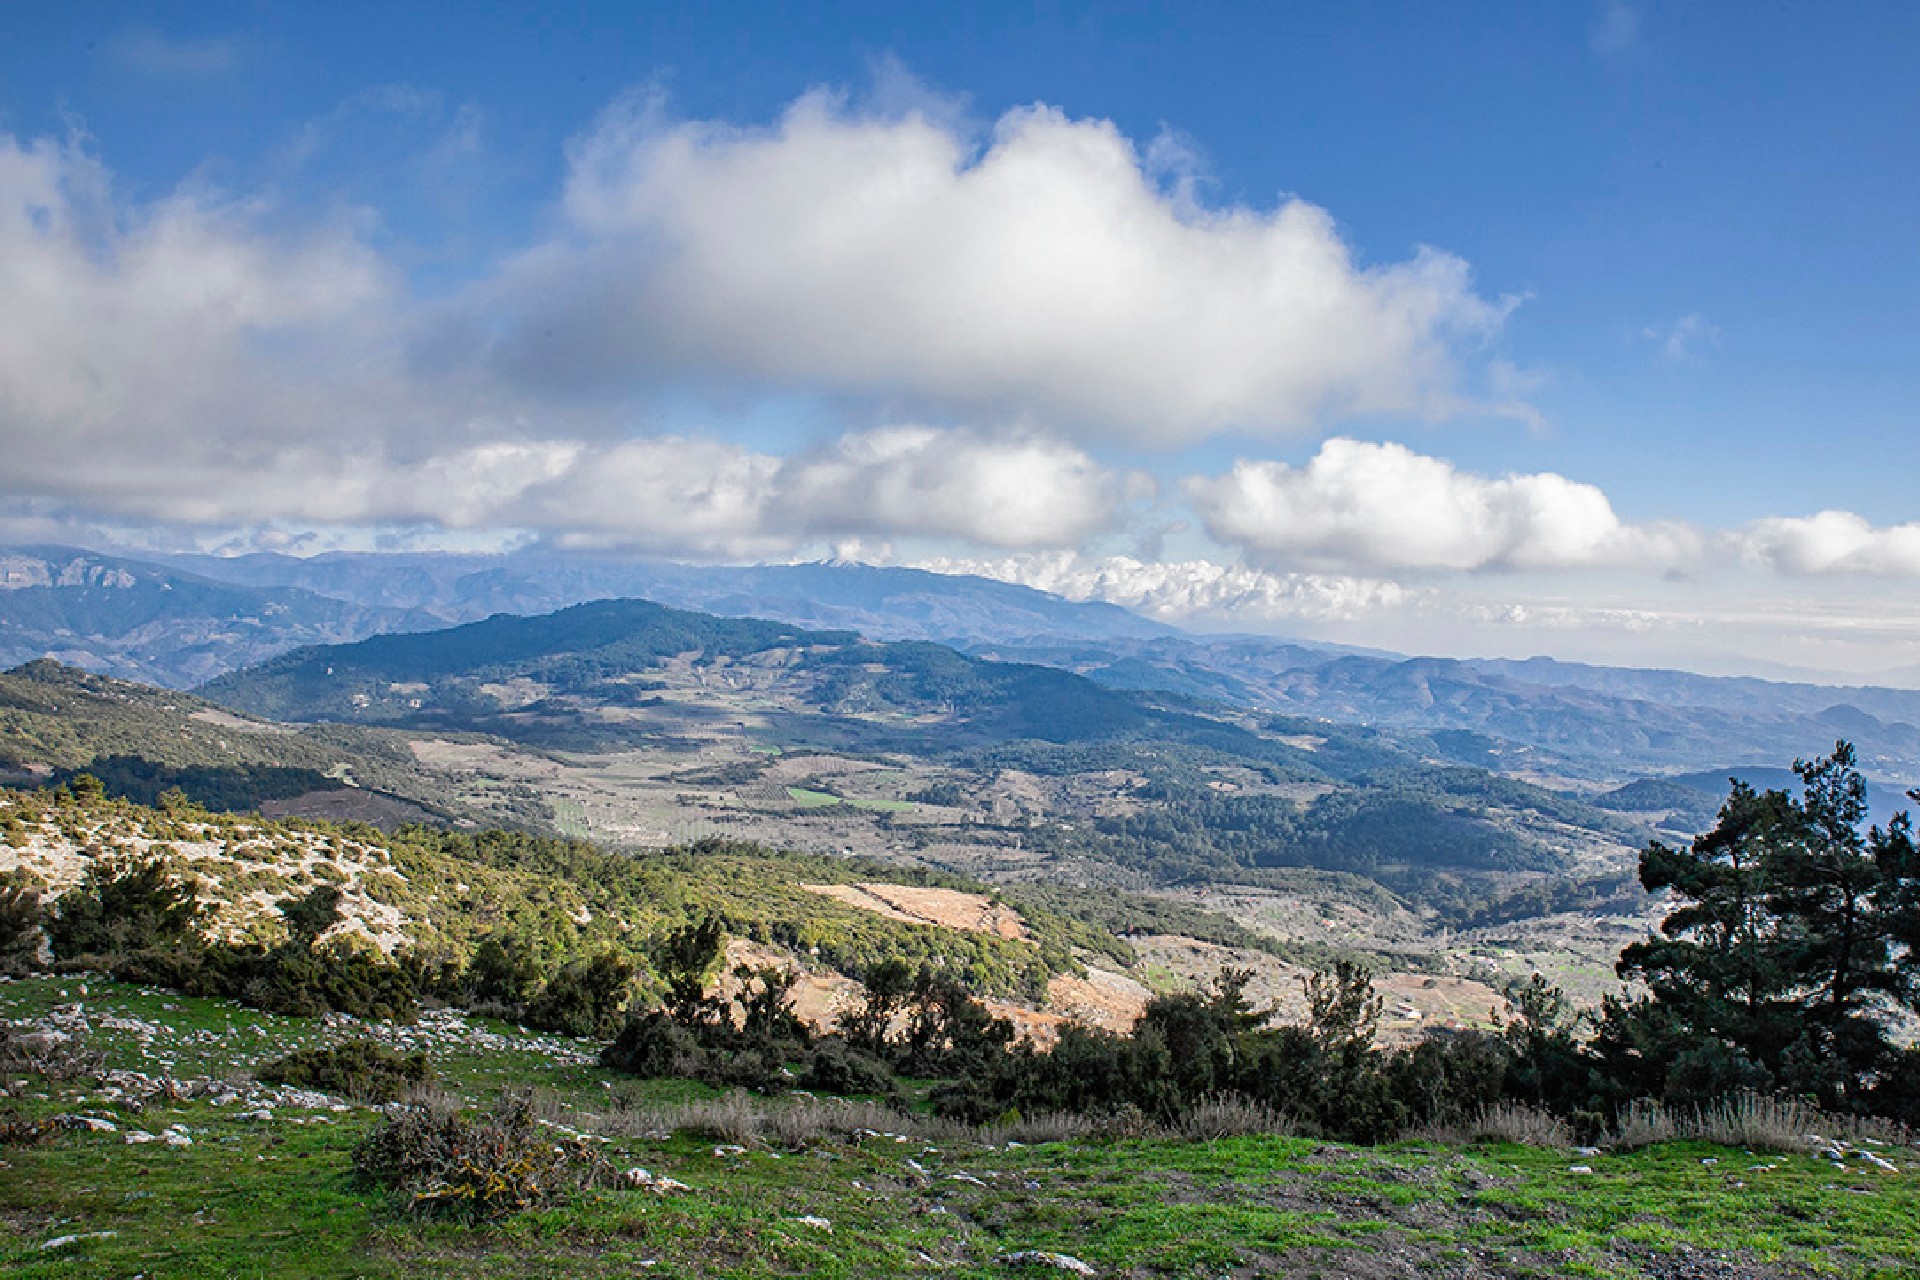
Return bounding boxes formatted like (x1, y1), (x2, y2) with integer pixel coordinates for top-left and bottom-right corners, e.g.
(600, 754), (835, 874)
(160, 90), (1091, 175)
(1471, 1102), (1574, 1149)
(981, 1111), (1102, 1145)
(1608, 1098), (1678, 1150)
(597, 1092), (977, 1149)
(1172, 1094), (1298, 1142)
(1412, 1102), (1573, 1150)
(1608, 1092), (1913, 1154)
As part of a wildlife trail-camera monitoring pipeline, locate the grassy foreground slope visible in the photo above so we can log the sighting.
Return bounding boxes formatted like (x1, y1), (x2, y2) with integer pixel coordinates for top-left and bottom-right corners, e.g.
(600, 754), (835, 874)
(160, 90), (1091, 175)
(2, 974), (1917, 1280)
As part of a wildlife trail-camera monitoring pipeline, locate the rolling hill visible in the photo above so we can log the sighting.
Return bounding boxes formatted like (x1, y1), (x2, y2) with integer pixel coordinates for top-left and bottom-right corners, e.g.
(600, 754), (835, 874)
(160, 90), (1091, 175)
(196, 597), (1641, 911)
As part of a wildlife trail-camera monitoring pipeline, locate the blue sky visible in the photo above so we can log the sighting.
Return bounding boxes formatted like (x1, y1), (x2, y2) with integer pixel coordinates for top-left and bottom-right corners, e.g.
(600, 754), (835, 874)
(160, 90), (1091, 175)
(4, 3), (1919, 677)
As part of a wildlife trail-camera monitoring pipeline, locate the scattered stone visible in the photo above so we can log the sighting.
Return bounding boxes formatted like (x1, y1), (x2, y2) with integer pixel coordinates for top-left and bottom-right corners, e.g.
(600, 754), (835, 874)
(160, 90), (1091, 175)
(793, 1215), (832, 1232)
(999, 1250), (1097, 1275)
(621, 1167), (692, 1194)
(40, 1232), (117, 1251)
(1568, 1165), (1594, 1175)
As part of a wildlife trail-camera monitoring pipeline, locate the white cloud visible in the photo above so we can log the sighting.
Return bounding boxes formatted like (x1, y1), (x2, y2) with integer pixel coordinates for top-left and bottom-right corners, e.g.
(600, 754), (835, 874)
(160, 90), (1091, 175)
(501, 428), (1132, 555)
(0, 128), (1133, 555)
(766, 428), (1140, 547)
(1644, 313), (1718, 364)
(483, 90), (1518, 441)
(0, 130), (419, 479)
(1733, 512), (1920, 577)
(1188, 439), (1700, 573)
(908, 551), (1415, 624)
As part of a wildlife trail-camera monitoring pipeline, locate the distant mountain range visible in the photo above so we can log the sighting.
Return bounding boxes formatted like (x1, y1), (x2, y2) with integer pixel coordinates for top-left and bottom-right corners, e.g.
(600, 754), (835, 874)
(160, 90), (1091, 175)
(0, 546), (436, 687)
(158, 548), (1174, 648)
(989, 635), (1920, 784)
(9, 542), (1920, 786)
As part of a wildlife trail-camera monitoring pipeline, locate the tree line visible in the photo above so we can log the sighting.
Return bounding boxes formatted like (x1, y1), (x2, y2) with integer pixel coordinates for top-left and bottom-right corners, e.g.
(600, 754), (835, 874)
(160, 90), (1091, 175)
(6, 741), (1919, 1140)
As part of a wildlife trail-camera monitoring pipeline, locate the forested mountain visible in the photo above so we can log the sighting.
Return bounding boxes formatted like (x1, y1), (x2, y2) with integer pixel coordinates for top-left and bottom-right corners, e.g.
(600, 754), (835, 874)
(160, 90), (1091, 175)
(196, 597), (1637, 901)
(0, 546), (437, 686)
(992, 636), (1920, 783)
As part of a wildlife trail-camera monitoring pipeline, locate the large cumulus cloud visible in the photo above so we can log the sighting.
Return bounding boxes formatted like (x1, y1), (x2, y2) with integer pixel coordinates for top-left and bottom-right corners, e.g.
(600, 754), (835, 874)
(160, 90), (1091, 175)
(479, 91), (1516, 441)
(0, 92), (1512, 549)
(1189, 439), (1701, 573)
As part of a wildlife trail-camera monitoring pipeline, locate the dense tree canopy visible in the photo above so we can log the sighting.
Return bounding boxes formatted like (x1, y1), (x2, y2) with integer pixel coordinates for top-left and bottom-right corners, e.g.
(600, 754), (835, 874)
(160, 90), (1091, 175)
(1613, 743), (1919, 1113)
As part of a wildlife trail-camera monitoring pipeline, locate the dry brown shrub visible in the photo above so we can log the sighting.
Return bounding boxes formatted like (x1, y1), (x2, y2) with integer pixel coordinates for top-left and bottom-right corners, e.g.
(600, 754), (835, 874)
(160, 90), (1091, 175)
(1173, 1094), (1298, 1141)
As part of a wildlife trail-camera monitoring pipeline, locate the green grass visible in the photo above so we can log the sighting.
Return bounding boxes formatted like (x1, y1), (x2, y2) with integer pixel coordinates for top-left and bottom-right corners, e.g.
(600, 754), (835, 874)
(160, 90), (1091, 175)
(5, 975), (1919, 1279)
(784, 787), (913, 813)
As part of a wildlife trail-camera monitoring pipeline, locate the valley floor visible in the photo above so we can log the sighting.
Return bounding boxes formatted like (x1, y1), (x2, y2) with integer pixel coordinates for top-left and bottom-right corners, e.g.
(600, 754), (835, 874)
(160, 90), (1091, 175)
(3, 977), (1916, 1279)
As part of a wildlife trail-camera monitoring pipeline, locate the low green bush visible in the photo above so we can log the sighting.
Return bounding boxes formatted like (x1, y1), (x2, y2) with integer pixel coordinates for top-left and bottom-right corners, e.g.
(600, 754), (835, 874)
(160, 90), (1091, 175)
(802, 1039), (897, 1097)
(257, 1040), (433, 1102)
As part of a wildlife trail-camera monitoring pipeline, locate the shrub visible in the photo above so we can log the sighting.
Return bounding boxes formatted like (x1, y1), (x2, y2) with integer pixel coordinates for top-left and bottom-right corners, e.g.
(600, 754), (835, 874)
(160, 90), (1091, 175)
(801, 1039), (896, 1097)
(0, 1109), (57, 1147)
(352, 1091), (613, 1221)
(703, 1045), (791, 1094)
(48, 855), (203, 959)
(600, 1010), (705, 1079)
(0, 874), (44, 971)
(0, 1020), (104, 1082)
(257, 1041), (432, 1103)
(524, 952), (635, 1038)
(236, 943), (421, 1022)
(279, 885), (343, 947)
(462, 933), (543, 1008)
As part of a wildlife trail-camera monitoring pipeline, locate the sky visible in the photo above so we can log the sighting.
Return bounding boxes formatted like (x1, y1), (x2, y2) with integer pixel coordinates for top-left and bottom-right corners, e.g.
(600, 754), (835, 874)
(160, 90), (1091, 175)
(3, 2), (1920, 680)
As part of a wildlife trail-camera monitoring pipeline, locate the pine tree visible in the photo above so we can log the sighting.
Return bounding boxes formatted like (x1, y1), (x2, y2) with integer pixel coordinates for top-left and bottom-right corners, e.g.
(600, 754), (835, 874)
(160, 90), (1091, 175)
(1618, 742), (1915, 1108)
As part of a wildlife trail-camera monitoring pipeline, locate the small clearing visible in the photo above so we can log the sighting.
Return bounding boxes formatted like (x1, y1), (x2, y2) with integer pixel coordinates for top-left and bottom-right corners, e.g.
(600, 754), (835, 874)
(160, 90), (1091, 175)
(801, 883), (1028, 939)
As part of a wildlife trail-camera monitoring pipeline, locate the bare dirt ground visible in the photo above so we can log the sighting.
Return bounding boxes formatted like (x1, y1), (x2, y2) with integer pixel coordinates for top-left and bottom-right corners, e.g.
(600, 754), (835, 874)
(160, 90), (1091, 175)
(719, 939), (1140, 1047)
(801, 883), (1029, 939)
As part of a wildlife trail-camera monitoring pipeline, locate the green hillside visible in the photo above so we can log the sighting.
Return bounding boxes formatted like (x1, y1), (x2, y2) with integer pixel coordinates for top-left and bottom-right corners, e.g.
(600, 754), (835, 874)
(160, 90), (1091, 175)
(195, 599), (1635, 898)
(0, 659), (500, 826)
(0, 784), (1098, 999)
